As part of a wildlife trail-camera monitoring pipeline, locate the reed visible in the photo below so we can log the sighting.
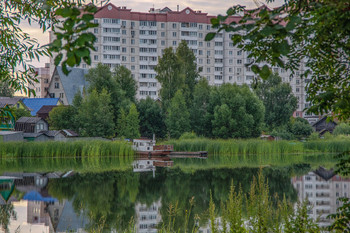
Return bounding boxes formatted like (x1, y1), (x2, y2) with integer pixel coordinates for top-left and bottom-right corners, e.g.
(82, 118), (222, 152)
(164, 138), (350, 156)
(0, 140), (134, 158)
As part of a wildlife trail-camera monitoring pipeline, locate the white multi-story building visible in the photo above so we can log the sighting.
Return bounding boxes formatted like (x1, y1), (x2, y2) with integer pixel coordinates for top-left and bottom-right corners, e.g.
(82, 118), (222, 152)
(29, 63), (51, 98)
(50, 3), (308, 117)
(292, 168), (350, 228)
(135, 199), (162, 233)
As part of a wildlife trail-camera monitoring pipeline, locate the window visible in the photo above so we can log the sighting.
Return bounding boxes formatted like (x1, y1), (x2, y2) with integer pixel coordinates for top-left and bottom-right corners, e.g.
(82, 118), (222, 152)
(296, 88), (300, 93)
(54, 82), (59, 89)
(173, 32), (177, 37)
(207, 59), (210, 64)
(131, 21), (135, 27)
(173, 41), (177, 46)
(122, 30), (126, 35)
(161, 40), (165, 46)
(199, 24), (203, 30)
(207, 42), (211, 47)
(198, 58), (203, 64)
(131, 57), (135, 62)
(199, 50), (203, 55)
(122, 38), (126, 44)
(161, 23), (165, 28)
(131, 48), (135, 53)
(237, 59), (242, 64)
(122, 47), (127, 53)
(296, 79), (300, 84)
(94, 28), (98, 34)
(131, 39), (135, 44)
(172, 23), (177, 28)
(229, 51), (233, 56)
(199, 33), (203, 38)
(237, 50), (242, 55)
(59, 93), (64, 98)
(122, 21), (126, 26)
(207, 67), (210, 72)
(131, 65), (135, 70)
(122, 56), (126, 61)
(161, 31), (165, 37)
(207, 25), (211, 30)
(207, 51), (211, 56)
(199, 42), (203, 47)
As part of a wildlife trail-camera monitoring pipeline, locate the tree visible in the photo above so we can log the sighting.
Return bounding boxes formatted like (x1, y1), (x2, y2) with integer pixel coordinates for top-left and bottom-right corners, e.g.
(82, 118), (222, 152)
(166, 90), (190, 138)
(124, 104), (140, 139)
(210, 84), (265, 138)
(155, 47), (183, 110)
(11, 107), (31, 120)
(85, 63), (129, 123)
(48, 106), (76, 130)
(206, 0), (350, 119)
(0, 81), (14, 97)
(191, 78), (212, 136)
(176, 40), (200, 106)
(137, 97), (167, 139)
(116, 108), (127, 138)
(289, 117), (313, 139)
(333, 123), (350, 136)
(255, 74), (298, 130)
(78, 89), (115, 137)
(113, 66), (137, 103)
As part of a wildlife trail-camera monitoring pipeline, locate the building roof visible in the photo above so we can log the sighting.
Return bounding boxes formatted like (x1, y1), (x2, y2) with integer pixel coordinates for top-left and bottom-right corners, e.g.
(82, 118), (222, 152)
(0, 97), (22, 108)
(41, 130), (62, 137)
(23, 132), (46, 138)
(16, 116), (44, 124)
(314, 167), (336, 181)
(36, 105), (58, 115)
(56, 66), (89, 105)
(61, 129), (79, 137)
(22, 98), (61, 116)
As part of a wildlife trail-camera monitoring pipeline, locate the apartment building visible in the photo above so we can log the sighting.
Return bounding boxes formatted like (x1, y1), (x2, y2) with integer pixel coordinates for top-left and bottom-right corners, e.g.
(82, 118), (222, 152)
(135, 199), (162, 232)
(292, 168), (350, 228)
(50, 3), (308, 117)
(29, 63), (51, 98)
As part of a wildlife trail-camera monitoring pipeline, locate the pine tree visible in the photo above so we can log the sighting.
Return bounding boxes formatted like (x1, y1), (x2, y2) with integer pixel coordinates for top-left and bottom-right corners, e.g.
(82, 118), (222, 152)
(125, 103), (140, 139)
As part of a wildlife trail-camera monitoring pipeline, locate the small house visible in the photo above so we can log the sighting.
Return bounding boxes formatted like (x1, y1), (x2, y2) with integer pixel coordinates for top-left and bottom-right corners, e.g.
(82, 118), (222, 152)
(36, 105), (58, 120)
(15, 117), (49, 133)
(312, 116), (337, 135)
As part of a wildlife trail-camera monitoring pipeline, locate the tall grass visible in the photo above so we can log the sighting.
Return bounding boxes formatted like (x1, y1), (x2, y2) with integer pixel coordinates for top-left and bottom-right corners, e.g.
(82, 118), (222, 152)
(0, 140), (134, 158)
(164, 138), (350, 155)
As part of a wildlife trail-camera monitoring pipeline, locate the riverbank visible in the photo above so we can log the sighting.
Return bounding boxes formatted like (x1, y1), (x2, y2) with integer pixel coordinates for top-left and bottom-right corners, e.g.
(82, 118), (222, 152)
(163, 138), (350, 155)
(0, 140), (134, 158)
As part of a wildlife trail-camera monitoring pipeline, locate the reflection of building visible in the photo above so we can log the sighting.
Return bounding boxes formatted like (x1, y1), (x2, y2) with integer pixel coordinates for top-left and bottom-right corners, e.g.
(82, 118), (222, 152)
(135, 199), (162, 233)
(292, 167), (350, 227)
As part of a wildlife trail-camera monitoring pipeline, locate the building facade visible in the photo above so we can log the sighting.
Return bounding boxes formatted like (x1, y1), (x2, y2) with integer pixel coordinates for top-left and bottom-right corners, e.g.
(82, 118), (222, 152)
(29, 63), (51, 98)
(50, 3), (308, 117)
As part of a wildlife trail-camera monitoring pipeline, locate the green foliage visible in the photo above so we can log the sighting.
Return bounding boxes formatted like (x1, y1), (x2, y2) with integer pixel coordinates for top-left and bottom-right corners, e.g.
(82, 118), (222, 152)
(190, 78), (212, 136)
(78, 89), (115, 137)
(289, 118), (313, 139)
(113, 65), (137, 103)
(50, 2), (98, 75)
(10, 107), (31, 120)
(48, 105), (76, 130)
(0, 140), (134, 158)
(155, 42), (200, 110)
(137, 97), (167, 139)
(308, 132), (320, 141)
(0, 81), (14, 97)
(210, 84), (265, 138)
(333, 123), (350, 136)
(179, 132), (198, 140)
(255, 74), (298, 130)
(166, 90), (191, 138)
(207, 0), (350, 120)
(155, 47), (183, 110)
(116, 108), (127, 138)
(0, 204), (16, 232)
(328, 197), (350, 232)
(85, 63), (129, 122)
(124, 104), (141, 139)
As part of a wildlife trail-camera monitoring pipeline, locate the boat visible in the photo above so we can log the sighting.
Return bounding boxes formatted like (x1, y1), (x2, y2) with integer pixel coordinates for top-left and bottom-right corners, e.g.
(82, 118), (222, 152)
(132, 137), (173, 156)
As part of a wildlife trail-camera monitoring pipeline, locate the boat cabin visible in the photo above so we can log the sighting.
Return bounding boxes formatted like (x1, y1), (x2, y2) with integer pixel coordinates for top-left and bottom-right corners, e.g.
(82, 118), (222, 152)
(133, 139), (155, 152)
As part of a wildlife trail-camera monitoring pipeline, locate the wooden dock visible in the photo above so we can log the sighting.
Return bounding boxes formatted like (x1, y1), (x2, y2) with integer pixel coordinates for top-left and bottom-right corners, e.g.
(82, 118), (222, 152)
(168, 151), (208, 159)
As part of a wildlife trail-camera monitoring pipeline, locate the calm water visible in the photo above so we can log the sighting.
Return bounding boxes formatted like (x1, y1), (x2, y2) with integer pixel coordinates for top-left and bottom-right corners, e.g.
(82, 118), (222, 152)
(0, 153), (345, 232)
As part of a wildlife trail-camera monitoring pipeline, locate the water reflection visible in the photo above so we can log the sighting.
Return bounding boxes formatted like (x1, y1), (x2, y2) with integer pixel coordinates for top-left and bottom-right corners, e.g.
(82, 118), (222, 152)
(292, 167), (350, 228)
(0, 155), (345, 232)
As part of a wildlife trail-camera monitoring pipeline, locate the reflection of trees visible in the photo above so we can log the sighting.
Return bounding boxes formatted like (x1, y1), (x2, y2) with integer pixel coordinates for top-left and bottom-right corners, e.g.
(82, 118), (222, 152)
(47, 165), (308, 231)
(0, 204), (16, 233)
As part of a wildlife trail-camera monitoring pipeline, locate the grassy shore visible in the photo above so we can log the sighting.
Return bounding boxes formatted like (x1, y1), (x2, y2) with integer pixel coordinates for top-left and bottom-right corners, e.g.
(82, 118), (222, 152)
(164, 138), (350, 155)
(0, 140), (134, 158)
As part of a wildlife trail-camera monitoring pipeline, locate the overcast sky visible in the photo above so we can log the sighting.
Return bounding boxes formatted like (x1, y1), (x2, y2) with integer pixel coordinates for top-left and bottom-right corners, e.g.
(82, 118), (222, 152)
(21, 0), (283, 67)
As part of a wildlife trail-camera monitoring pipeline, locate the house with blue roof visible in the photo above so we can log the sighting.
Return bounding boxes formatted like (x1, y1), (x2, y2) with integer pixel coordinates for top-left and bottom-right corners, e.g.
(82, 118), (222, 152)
(47, 66), (89, 105)
(21, 98), (62, 116)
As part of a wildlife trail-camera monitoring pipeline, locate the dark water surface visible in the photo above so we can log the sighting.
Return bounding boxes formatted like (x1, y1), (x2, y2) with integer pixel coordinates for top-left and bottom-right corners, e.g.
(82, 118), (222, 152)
(0, 154), (346, 232)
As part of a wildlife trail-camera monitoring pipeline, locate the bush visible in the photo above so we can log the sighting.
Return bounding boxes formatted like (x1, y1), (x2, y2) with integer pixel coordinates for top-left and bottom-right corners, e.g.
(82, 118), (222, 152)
(333, 123), (350, 136)
(179, 132), (198, 140)
(308, 132), (320, 140)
